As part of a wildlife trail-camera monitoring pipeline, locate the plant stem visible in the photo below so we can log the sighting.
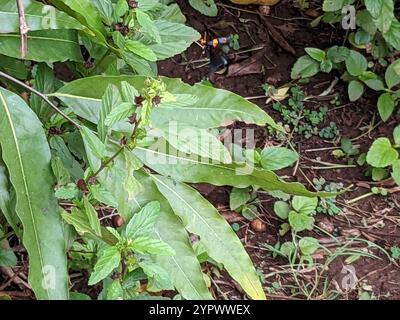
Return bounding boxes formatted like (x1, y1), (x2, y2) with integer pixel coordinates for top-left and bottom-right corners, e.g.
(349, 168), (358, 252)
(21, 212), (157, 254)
(16, 0), (29, 58)
(86, 146), (124, 183)
(85, 118), (142, 182)
(0, 71), (81, 129)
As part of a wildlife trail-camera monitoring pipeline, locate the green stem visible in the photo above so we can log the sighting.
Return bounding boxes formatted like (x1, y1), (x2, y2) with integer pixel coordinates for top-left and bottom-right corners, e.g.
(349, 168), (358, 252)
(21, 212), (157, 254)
(85, 118), (142, 182)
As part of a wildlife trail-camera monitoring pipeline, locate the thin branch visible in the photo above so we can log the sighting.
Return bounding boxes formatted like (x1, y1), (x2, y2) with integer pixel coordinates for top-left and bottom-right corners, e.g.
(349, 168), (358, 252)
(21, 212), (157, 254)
(16, 0), (29, 58)
(0, 71), (81, 129)
(85, 118), (143, 182)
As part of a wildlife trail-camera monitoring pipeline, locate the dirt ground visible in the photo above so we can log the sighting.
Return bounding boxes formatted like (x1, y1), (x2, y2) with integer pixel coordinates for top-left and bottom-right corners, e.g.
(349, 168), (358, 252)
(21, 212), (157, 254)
(157, 0), (400, 300)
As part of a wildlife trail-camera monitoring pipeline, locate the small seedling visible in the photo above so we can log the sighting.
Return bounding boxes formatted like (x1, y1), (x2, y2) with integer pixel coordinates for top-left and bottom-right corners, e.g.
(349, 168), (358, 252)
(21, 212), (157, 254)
(273, 196), (318, 233)
(271, 86), (338, 140)
(332, 137), (360, 161)
(313, 178), (342, 216)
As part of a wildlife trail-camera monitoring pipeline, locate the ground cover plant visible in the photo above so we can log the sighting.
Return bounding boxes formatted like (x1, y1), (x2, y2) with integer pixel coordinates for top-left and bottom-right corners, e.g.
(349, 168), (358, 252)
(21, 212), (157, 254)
(0, 0), (399, 301)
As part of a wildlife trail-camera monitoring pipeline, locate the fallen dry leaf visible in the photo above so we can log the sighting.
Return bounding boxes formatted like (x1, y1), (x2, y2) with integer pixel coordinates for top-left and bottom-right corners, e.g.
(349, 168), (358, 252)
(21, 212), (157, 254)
(226, 50), (265, 77)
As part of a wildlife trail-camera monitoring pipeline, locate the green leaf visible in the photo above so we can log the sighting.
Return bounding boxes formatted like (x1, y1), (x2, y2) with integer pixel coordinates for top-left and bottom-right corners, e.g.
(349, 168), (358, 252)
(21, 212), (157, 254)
(0, 87), (68, 299)
(136, 10), (161, 43)
(131, 236), (175, 255)
(121, 81), (139, 102)
(114, 0), (129, 18)
(363, 79), (385, 91)
(323, 0), (344, 12)
(348, 80), (364, 102)
(49, 136), (84, 180)
(356, 10), (377, 35)
(280, 241), (295, 258)
(134, 144), (334, 198)
(125, 40), (158, 62)
(148, 20), (201, 60)
(0, 158), (21, 235)
(0, 30), (83, 62)
(299, 237), (319, 256)
(305, 47), (326, 62)
(51, 156), (71, 185)
(288, 211), (314, 232)
(274, 201), (290, 220)
(0, 55), (27, 80)
(104, 103), (135, 127)
(364, 0), (383, 18)
(83, 197), (102, 237)
(393, 125), (400, 146)
(0, 249), (17, 267)
(122, 150), (143, 201)
(320, 59), (333, 73)
(377, 93), (395, 122)
(140, 261), (173, 292)
(88, 246), (121, 285)
(260, 147), (299, 171)
(230, 187), (250, 211)
(152, 175), (266, 300)
(371, 0), (394, 33)
(345, 50), (368, 77)
(0, 0), (83, 33)
(292, 196), (318, 215)
(125, 201), (161, 239)
(62, 207), (114, 243)
(122, 51), (157, 76)
(108, 170), (213, 299)
(385, 59), (400, 89)
(29, 63), (62, 120)
(372, 167), (388, 181)
(89, 184), (118, 207)
(188, 0), (218, 17)
(366, 137), (398, 167)
(159, 124), (232, 164)
(98, 84), (123, 142)
(291, 55), (320, 79)
(51, 0), (107, 41)
(80, 126), (106, 171)
(392, 159), (400, 185)
(106, 280), (124, 300)
(383, 20), (400, 50)
(55, 183), (79, 199)
(327, 46), (350, 63)
(91, 0), (114, 26)
(53, 75), (282, 131)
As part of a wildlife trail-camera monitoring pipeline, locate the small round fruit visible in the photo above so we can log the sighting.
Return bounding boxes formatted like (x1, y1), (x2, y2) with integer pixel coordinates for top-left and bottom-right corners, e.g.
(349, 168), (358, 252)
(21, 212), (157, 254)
(250, 219), (267, 232)
(112, 215), (125, 228)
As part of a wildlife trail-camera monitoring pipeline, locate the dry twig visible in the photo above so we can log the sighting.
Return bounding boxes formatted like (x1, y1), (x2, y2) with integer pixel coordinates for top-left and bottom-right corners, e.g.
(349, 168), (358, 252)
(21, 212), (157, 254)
(16, 0), (29, 58)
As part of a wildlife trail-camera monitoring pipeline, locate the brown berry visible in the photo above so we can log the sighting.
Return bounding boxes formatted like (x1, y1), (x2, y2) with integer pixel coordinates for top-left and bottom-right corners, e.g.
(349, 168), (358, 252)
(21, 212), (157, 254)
(48, 127), (62, 136)
(128, 113), (137, 124)
(76, 179), (87, 191)
(152, 95), (161, 106)
(128, 0), (138, 9)
(120, 136), (128, 146)
(88, 176), (97, 185)
(84, 60), (93, 69)
(134, 95), (144, 106)
(112, 215), (125, 228)
(250, 219), (267, 233)
(114, 23), (129, 36)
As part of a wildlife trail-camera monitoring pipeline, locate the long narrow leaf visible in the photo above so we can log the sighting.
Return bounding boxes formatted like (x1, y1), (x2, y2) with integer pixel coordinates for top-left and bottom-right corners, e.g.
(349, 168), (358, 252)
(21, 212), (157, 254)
(152, 174), (265, 300)
(0, 88), (69, 299)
